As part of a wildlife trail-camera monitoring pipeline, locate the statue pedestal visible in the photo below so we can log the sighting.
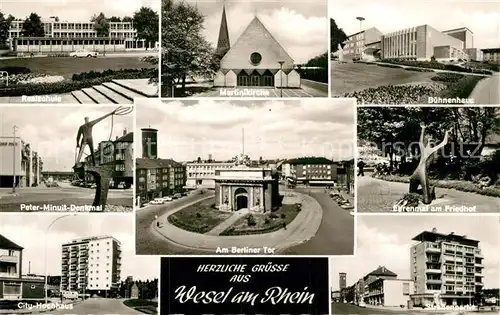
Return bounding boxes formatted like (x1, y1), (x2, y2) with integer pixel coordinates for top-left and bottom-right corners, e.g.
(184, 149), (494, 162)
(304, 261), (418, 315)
(74, 163), (113, 211)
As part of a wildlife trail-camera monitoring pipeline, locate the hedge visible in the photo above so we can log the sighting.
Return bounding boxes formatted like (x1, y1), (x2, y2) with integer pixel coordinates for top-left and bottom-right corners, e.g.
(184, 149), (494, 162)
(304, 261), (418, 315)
(377, 63), (401, 69)
(405, 67), (434, 72)
(380, 59), (493, 75)
(377, 174), (500, 198)
(0, 71), (154, 97)
(72, 68), (154, 81)
(437, 75), (484, 99)
(0, 66), (31, 74)
(431, 73), (464, 83)
(296, 68), (328, 83)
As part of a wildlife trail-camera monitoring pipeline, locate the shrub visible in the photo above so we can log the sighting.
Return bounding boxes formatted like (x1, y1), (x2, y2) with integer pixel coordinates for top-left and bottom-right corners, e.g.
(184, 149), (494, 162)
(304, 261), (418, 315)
(377, 64), (401, 69)
(246, 214), (256, 226)
(405, 67), (434, 72)
(437, 75), (483, 99)
(264, 218), (270, 224)
(195, 212), (201, 218)
(431, 73), (464, 83)
(280, 213), (286, 219)
(269, 213), (279, 219)
(72, 68), (154, 81)
(0, 66), (31, 75)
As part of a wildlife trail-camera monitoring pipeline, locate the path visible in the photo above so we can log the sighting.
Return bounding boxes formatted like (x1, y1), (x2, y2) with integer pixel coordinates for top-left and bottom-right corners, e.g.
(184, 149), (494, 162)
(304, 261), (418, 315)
(205, 209), (248, 236)
(150, 191), (323, 254)
(357, 176), (500, 213)
(469, 72), (500, 104)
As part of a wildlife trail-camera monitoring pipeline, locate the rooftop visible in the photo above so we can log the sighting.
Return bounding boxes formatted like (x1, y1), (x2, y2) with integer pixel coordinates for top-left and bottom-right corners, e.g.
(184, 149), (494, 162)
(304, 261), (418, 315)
(0, 234), (23, 250)
(442, 27), (474, 34)
(412, 229), (479, 246)
(136, 157), (183, 169)
(286, 157), (335, 165)
(365, 265), (397, 278)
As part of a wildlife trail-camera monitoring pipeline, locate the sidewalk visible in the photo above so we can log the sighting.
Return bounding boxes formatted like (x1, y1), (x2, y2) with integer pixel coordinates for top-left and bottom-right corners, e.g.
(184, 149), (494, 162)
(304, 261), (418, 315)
(152, 192), (323, 252)
(206, 209), (248, 236)
(468, 72), (500, 104)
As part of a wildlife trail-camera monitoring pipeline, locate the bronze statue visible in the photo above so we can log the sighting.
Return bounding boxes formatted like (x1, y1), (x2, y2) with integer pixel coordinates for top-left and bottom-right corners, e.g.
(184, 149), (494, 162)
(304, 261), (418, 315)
(409, 124), (452, 204)
(75, 109), (117, 166)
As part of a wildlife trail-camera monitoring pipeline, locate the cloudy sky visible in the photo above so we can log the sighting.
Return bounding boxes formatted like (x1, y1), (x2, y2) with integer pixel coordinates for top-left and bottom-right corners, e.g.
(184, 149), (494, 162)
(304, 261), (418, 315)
(0, 106), (134, 171)
(0, 0), (158, 21)
(0, 214), (158, 281)
(175, 0), (328, 64)
(136, 99), (355, 162)
(330, 0), (500, 49)
(330, 215), (500, 290)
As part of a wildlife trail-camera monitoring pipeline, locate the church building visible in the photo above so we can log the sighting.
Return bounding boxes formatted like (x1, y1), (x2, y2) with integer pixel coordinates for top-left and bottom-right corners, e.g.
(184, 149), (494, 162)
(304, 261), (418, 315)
(213, 3), (301, 88)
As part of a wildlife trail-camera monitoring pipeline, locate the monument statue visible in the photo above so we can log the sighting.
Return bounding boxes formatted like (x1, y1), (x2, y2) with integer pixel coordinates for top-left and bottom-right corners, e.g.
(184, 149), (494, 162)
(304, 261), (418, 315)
(409, 124), (452, 204)
(337, 43), (344, 62)
(75, 109), (118, 166)
(73, 106), (133, 210)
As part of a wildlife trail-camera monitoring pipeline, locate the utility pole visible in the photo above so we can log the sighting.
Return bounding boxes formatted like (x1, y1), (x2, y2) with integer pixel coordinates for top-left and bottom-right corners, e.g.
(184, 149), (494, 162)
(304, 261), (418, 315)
(12, 125), (19, 193)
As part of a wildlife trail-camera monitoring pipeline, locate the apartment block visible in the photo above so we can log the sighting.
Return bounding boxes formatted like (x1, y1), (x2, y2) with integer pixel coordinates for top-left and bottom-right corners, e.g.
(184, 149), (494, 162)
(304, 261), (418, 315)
(342, 27), (383, 61)
(186, 161), (235, 189)
(410, 228), (484, 307)
(61, 236), (121, 296)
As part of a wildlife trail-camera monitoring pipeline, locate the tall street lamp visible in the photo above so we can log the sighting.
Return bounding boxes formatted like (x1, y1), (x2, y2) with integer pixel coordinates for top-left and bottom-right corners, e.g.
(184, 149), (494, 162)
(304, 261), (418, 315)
(277, 60), (285, 97)
(12, 125), (19, 193)
(45, 214), (77, 304)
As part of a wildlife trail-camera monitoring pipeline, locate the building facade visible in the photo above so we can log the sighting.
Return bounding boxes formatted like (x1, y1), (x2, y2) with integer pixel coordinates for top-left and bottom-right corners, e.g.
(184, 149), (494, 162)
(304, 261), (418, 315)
(442, 27), (474, 50)
(6, 17), (157, 52)
(342, 27), (383, 61)
(481, 48), (500, 63)
(61, 236), (121, 296)
(0, 234), (44, 300)
(380, 25), (469, 61)
(0, 137), (42, 188)
(135, 158), (186, 202)
(283, 157), (338, 186)
(213, 4), (300, 88)
(214, 154), (280, 213)
(410, 228), (484, 307)
(84, 130), (133, 188)
(365, 278), (414, 307)
(186, 161), (234, 189)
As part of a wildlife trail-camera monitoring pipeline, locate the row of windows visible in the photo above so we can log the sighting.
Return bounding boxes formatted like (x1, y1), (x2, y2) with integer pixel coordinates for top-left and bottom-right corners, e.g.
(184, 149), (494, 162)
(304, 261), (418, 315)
(188, 165), (233, 170)
(15, 39), (127, 46)
(382, 31), (418, 57)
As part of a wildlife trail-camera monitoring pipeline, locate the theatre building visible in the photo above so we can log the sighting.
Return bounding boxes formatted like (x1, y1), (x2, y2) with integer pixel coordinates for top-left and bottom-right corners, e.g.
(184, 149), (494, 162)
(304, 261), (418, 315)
(213, 4), (300, 88)
(214, 154), (280, 213)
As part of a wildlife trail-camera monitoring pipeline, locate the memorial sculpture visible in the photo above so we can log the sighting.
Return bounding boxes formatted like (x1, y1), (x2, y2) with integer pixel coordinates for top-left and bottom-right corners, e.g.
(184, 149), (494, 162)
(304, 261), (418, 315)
(73, 106), (133, 210)
(408, 124), (452, 204)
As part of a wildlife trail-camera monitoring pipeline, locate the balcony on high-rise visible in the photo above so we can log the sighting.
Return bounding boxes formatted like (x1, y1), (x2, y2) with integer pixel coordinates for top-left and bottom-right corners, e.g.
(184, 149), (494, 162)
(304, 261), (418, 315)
(426, 267), (442, 274)
(0, 253), (18, 264)
(474, 249), (484, 258)
(425, 243), (441, 253)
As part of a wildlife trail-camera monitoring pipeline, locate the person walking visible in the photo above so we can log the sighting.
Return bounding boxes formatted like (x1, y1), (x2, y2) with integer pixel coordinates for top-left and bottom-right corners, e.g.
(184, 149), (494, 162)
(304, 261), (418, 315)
(357, 159), (366, 176)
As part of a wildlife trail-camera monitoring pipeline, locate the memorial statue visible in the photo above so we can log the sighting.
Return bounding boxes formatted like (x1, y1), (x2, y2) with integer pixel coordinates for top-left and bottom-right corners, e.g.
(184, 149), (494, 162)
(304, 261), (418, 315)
(75, 109), (117, 166)
(409, 124), (452, 204)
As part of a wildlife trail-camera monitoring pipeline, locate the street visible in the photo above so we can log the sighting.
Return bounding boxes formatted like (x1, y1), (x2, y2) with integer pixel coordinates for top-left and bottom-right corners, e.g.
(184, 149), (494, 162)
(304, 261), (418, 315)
(331, 302), (447, 314)
(49, 298), (141, 314)
(282, 188), (354, 255)
(135, 190), (215, 255)
(0, 186), (132, 212)
(357, 176), (500, 213)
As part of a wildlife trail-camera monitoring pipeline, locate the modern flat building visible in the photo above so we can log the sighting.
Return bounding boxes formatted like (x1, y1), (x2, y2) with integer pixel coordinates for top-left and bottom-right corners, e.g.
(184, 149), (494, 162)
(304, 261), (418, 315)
(0, 136), (42, 188)
(442, 27), (474, 50)
(213, 3), (300, 88)
(342, 27), (383, 61)
(6, 16), (157, 53)
(61, 236), (121, 296)
(84, 130), (133, 188)
(282, 157), (338, 186)
(0, 234), (44, 300)
(186, 160), (234, 189)
(380, 25), (469, 61)
(481, 48), (500, 63)
(410, 228), (484, 307)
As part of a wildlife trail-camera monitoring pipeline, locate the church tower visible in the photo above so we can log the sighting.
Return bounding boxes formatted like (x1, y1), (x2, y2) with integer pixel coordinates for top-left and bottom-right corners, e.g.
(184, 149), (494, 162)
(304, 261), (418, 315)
(216, 1), (230, 58)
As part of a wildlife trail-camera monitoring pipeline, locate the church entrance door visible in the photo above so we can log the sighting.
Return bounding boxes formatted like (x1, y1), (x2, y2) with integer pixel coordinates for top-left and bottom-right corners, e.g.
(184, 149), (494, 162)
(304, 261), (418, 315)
(250, 75), (260, 86)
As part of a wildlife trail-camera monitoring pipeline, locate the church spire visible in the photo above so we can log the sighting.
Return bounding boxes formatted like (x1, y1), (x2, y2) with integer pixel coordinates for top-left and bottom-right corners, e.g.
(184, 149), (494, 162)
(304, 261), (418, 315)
(216, 0), (230, 58)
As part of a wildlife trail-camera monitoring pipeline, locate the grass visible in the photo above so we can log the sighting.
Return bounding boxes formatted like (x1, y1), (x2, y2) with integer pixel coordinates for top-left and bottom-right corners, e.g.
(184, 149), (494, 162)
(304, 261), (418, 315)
(377, 174), (500, 198)
(167, 198), (233, 234)
(0, 56), (154, 79)
(123, 299), (157, 314)
(220, 203), (301, 236)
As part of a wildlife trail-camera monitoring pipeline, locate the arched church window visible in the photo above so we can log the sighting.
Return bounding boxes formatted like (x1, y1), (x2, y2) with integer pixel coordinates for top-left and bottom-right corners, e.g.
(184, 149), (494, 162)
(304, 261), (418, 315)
(250, 52), (262, 65)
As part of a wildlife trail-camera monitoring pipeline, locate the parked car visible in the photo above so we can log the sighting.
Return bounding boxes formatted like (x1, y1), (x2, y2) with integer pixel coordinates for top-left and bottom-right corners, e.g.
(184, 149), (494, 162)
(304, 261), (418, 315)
(162, 196), (173, 202)
(62, 290), (79, 300)
(150, 199), (164, 205)
(358, 301), (366, 308)
(69, 50), (99, 58)
(173, 193), (182, 199)
(340, 202), (354, 210)
(90, 184), (97, 189)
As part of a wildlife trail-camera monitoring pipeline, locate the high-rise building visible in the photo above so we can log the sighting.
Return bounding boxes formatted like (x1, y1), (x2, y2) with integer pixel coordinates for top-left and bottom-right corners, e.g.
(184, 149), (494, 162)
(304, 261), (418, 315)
(410, 228), (484, 307)
(61, 236), (122, 296)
